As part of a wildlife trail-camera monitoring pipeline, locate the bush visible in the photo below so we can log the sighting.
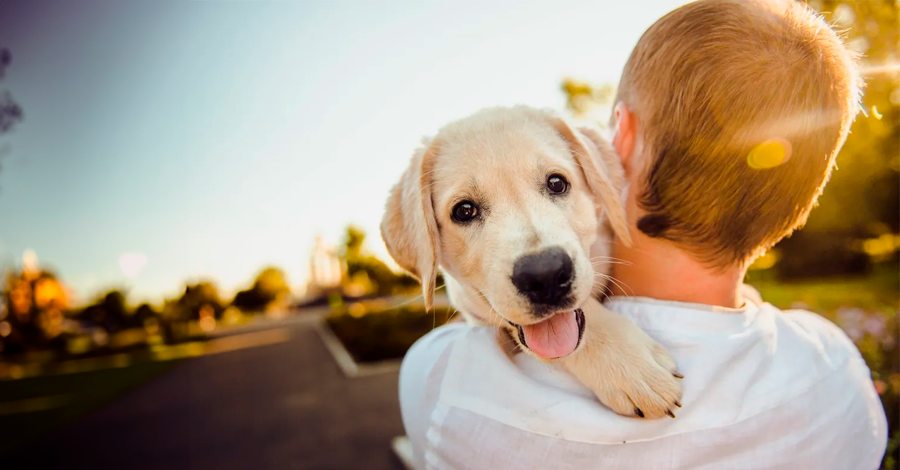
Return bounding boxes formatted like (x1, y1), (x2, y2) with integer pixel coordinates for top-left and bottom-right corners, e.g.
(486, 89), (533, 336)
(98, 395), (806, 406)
(326, 303), (454, 363)
(775, 230), (872, 281)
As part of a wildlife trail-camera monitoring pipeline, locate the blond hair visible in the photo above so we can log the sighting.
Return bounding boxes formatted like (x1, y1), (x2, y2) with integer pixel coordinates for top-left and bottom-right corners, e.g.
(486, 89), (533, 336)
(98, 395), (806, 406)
(615, 0), (861, 266)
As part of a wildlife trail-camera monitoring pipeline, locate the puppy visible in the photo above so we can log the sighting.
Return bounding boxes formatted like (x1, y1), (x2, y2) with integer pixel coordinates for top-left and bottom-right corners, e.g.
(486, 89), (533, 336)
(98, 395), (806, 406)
(381, 106), (682, 418)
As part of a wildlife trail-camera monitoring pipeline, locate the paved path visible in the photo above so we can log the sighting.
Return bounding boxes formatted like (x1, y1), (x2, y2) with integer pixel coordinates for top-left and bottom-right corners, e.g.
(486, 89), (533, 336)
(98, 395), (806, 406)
(7, 318), (408, 470)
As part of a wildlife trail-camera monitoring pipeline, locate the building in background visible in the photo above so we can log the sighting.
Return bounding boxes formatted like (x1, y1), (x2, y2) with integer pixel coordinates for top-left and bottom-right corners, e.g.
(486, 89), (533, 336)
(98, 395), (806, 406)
(303, 235), (344, 301)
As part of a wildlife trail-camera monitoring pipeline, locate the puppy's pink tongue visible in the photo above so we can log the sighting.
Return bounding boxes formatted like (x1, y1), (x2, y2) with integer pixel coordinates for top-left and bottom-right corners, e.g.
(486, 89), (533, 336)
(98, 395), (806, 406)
(520, 310), (579, 359)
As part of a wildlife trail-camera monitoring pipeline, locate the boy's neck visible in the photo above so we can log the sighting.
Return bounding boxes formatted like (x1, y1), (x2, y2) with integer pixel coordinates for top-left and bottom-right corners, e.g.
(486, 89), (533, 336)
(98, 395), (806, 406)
(608, 234), (746, 309)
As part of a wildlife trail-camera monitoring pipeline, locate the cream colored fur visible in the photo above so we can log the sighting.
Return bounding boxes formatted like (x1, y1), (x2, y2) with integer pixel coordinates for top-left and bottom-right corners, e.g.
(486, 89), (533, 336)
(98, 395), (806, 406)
(381, 106), (682, 418)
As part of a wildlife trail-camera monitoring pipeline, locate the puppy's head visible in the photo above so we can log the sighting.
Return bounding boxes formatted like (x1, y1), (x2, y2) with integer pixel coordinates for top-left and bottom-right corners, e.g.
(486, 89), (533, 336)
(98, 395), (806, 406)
(381, 106), (630, 359)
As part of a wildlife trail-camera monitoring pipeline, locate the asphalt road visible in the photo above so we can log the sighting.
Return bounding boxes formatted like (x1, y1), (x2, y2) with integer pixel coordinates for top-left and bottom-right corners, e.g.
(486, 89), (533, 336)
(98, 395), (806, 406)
(7, 318), (408, 470)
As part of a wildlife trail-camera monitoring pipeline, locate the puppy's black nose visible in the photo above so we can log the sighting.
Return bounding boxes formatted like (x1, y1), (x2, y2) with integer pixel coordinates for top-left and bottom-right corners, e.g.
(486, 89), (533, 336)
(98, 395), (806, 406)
(511, 247), (574, 308)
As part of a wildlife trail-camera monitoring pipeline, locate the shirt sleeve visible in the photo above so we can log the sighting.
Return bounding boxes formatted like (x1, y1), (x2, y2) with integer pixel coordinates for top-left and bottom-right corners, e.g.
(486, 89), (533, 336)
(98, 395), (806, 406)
(398, 323), (468, 469)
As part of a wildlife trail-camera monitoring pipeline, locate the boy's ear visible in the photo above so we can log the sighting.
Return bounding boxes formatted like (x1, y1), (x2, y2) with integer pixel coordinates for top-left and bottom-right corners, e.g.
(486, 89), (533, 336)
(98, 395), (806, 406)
(380, 139), (441, 309)
(612, 102), (638, 177)
(545, 113), (632, 247)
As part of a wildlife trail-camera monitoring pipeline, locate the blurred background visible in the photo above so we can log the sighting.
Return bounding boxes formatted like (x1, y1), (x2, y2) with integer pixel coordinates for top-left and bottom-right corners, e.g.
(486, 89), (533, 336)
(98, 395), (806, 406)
(0, 1), (896, 469)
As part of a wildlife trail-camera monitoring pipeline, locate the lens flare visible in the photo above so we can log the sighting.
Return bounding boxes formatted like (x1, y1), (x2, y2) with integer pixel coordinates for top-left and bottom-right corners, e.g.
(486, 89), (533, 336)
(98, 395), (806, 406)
(861, 62), (900, 77)
(748, 139), (791, 170)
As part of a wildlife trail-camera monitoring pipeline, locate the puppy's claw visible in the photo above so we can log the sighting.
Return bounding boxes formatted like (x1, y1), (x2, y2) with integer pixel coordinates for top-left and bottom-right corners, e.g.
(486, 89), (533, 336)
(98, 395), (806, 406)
(672, 371), (684, 379)
(562, 302), (683, 420)
(674, 400), (682, 408)
(666, 410), (676, 419)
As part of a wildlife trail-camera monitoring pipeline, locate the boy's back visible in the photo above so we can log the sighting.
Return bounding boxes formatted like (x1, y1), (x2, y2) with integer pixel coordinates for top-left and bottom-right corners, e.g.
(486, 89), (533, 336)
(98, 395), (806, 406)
(399, 1), (888, 468)
(400, 298), (887, 469)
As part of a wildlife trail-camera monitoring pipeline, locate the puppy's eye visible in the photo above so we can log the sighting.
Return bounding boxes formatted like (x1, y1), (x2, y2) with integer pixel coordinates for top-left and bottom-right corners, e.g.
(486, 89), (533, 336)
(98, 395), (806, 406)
(451, 201), (479, 223)
(547, 174), (569, 195)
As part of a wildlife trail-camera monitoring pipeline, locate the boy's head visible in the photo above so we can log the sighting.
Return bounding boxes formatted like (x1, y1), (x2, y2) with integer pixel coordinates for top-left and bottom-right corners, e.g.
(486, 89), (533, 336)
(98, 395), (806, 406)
(611, 0), (861, 268)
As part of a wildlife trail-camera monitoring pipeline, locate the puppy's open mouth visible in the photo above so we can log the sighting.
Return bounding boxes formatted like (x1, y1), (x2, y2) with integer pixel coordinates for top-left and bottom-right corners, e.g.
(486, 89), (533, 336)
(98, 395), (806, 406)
(509, 308), (585, 359)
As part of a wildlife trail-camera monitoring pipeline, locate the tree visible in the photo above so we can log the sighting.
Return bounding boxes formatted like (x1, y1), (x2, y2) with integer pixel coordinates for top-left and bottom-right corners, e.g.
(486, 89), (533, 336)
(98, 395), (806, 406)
(232, 267), (291, 312)
(253, 267), (290, 300)
(0, 48), (23, 135)
(1, 269), (69, 355)
(135, 303), (159, 323)
(174, 282), (223, 320)
(79, 290), (132, 334)
(338, 225), (422, 297)
(561, 78), (616, 123)
(0, 49), (25, 353)
(773, 1), (900, 278)
(800, 1), (899, 234)
(343, 225), (366, 261)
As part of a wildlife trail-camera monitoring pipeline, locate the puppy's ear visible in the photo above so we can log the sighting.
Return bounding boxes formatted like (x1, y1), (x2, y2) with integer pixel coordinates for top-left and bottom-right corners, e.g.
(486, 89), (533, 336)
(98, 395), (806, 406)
(547, 114), (633, 247)
(380, 139), (441, 309)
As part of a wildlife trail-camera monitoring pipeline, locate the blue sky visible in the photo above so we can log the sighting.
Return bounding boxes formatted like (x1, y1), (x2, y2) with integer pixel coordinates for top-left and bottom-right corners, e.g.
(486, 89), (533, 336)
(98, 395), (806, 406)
(0, 0), (688, 305)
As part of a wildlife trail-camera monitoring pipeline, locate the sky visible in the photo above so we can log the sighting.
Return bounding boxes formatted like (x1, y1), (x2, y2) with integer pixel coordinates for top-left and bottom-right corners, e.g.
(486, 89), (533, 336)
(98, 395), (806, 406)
(0, 0), (689, 305)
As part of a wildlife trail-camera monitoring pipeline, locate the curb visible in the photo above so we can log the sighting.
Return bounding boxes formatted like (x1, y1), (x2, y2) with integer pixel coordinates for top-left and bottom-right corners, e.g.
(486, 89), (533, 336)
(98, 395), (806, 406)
(391, 435), (415, 470)
(313, 319), (402, 378)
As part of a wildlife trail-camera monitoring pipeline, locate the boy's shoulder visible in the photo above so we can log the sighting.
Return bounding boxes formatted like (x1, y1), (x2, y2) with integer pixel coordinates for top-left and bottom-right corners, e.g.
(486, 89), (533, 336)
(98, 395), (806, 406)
(766, 303), (863, 367)
(754, 304), (883, 427)
(745, 284), (863, 366)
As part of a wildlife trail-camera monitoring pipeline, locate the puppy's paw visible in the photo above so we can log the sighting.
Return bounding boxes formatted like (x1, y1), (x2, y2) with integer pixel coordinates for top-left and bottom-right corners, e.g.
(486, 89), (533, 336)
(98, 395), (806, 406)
(560, 303), (683, 419)
(588, 339), (683, 419)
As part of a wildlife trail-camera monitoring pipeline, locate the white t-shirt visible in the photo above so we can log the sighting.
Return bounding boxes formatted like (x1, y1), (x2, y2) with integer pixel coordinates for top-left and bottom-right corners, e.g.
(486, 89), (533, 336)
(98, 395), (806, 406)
(399, 297), (888, 470)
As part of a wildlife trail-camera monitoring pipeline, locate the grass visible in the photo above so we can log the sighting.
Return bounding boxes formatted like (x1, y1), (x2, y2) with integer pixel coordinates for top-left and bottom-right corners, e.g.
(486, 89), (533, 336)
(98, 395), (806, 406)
(0, 360), (181, 456)
(747, 265), (899, 318)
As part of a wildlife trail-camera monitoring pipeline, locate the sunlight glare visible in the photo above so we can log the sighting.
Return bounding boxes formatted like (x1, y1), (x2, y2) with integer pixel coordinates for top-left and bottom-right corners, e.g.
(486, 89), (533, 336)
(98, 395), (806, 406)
(861, 62), (900, 77)
(748, 139), (791, 170)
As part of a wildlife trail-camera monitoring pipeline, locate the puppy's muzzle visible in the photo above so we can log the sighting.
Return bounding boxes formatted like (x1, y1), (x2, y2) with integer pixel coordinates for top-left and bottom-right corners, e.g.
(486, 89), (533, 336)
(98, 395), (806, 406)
(511, 246), (574, 312)
(508, 308), (586, 359)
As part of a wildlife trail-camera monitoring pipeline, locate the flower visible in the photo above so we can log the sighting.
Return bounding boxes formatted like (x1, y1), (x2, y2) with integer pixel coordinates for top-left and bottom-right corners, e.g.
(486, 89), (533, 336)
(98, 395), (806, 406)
(837, 307), (866, 341)
(862, 316), (886, 338)
(844, 326), (865, 342)
(838, 307), (865, 326)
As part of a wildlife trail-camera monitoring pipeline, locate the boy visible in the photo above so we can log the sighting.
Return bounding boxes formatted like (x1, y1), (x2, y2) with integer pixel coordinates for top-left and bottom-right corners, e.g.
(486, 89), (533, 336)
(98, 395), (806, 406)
(399, 1), (888, 468)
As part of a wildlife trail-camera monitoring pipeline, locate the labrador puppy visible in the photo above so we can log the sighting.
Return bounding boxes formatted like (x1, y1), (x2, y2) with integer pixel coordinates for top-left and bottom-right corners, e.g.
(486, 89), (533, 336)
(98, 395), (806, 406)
(381, 106), (682, 418)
